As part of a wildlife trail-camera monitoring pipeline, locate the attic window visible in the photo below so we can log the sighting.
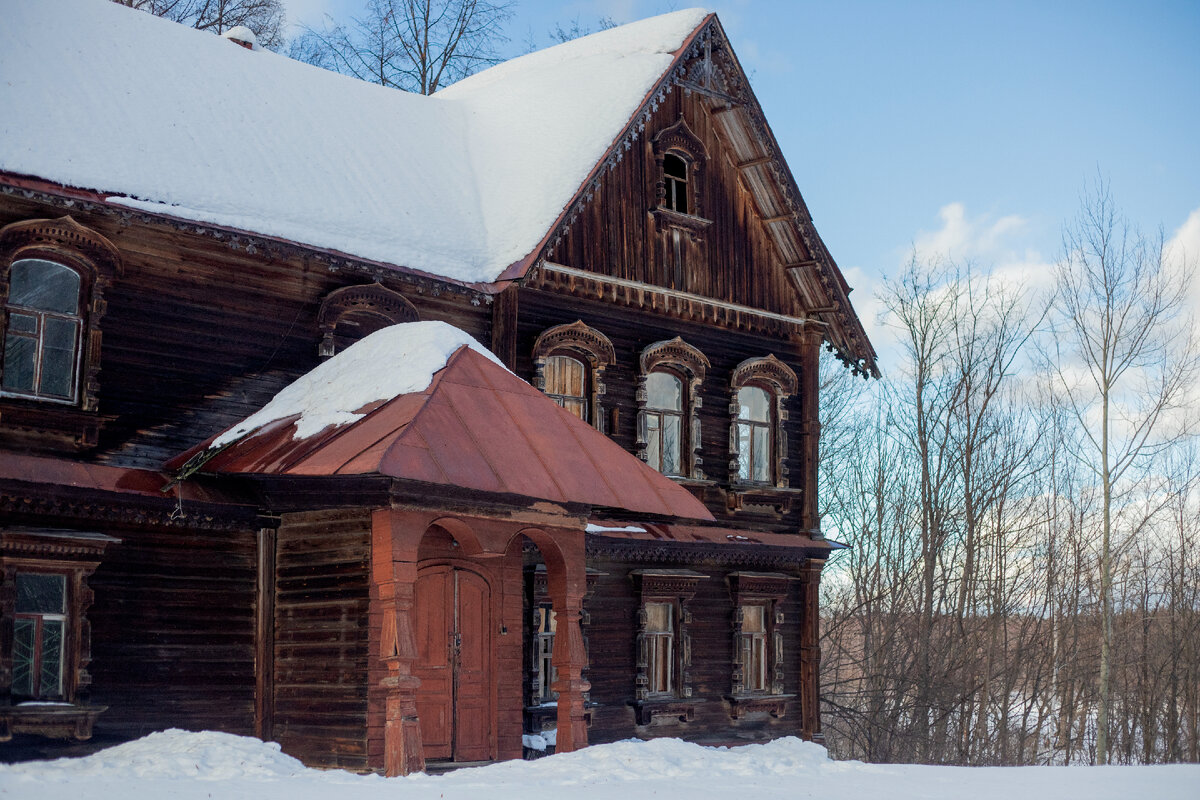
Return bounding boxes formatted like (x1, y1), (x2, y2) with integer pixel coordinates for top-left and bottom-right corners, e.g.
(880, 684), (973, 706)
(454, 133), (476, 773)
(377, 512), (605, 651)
(663, 154), (689, 214)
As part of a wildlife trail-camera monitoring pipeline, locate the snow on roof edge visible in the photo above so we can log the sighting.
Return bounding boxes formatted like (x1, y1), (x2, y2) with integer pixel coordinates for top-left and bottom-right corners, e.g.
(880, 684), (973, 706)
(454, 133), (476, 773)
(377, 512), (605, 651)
(210, 321), (507, 448)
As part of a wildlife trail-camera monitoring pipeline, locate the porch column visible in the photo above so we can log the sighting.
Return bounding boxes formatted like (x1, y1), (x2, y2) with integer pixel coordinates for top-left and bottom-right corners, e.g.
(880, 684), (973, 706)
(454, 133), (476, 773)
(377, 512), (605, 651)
(547, 528), (589, 752)
(371, 508), (425, 776)
(797, 557), (825, 743)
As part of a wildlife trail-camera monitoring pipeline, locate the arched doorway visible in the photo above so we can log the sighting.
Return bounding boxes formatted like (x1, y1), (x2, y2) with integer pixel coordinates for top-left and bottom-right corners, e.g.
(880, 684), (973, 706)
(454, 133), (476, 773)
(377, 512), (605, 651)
(413, 563), (493, 763)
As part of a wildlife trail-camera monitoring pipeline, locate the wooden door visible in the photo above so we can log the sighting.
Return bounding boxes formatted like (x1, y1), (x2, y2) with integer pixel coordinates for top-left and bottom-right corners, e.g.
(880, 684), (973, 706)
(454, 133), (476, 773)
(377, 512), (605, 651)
(413, 566), (492, 762)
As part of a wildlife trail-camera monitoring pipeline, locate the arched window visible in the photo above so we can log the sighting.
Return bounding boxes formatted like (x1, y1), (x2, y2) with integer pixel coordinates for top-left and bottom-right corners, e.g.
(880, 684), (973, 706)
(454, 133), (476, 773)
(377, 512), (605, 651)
(532, 321), (615, 430)
(0, 217), (120, 445)
(637, 337), (709, 479)
(735, 385), (772, 483)
(317, 283), (418, 357)
(543, 354), (588, 420)
(729, 355), (798, 488)
(645, 370), (684, 475)
(662, 153), (689, 215)
(3, 259), (83, 401)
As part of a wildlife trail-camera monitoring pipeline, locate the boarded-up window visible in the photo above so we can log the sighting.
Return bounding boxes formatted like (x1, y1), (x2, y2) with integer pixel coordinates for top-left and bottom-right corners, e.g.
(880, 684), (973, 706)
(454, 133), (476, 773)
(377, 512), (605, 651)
(544, 354), (587, 421)
(644, 601), (674, 695)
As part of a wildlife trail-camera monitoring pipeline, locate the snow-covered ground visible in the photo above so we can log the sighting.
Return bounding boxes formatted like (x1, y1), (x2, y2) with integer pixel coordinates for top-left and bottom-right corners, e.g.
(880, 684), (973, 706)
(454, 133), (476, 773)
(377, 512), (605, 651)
(1, 730), (1196, 800)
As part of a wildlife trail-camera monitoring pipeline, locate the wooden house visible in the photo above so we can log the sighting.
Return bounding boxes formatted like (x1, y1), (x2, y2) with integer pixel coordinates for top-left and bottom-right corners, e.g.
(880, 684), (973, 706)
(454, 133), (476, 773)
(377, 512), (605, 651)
(0, 0), (877, 775)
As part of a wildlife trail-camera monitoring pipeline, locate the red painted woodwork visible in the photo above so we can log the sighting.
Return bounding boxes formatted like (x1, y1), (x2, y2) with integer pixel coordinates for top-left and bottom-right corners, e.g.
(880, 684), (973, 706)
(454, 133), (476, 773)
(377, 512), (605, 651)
(413, 566), (492, 762)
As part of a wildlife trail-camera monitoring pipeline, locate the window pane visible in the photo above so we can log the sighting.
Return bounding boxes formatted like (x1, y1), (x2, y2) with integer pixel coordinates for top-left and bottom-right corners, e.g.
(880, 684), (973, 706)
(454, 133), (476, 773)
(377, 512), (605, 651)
(738, 386), (770, 422)
(662, 415), (681, 475)
(645, 602), (672, 633)
(16, 573), (66, 614)
(562, 398), (586, 420)
(649, 635), (673, 693)
(8, 312), (37, 334)
(12, 618), (35, 697)
(39, 317), (78, 397)
(3, 332), (37, 392)
(664, 154), (687, 180)
(646, 371), (682, 410)
(646, 413), (661, 470)
(752, 425), (771, 482)
(10, 260), (81, 314)
(39, 619), (64, 698)
(742, 605), (765, 633)
(737, 421), (753, 481)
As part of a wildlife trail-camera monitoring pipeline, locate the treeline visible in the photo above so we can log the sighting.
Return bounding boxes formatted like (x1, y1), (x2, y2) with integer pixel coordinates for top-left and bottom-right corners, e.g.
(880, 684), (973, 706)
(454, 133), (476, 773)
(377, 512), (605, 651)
(817, 189), (1199, 765)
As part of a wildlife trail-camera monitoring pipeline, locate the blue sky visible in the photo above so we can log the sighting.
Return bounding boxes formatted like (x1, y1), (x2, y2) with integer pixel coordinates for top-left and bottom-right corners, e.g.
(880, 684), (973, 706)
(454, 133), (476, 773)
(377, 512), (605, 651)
(283, 0), (1200, 340)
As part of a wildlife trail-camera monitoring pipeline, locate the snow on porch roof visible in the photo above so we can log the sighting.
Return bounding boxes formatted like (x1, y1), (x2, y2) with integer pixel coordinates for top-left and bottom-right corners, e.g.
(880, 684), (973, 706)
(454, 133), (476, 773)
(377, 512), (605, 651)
(0, 0), (709, 285)
(171, 322), (714, 521)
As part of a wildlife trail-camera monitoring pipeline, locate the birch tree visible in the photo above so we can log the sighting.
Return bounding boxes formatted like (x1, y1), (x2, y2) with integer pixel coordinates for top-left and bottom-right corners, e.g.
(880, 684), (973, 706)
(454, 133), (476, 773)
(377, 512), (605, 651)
(1049, 182), (1197, 764)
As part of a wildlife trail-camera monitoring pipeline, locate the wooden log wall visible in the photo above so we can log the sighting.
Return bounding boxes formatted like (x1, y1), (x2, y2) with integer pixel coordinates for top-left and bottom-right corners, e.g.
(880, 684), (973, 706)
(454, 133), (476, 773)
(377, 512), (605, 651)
(545, 88), (803, 318)
(514, 289), (810, 534)
(87, 523), (257, 739)
(583, 557), (806, 745)
(0, 195), (490, 468)
(272, 509), (372, 770)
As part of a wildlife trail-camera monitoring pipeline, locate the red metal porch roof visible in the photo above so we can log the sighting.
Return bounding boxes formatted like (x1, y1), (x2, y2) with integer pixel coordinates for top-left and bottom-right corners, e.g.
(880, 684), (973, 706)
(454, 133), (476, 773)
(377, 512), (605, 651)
(189, 346), (714, 521)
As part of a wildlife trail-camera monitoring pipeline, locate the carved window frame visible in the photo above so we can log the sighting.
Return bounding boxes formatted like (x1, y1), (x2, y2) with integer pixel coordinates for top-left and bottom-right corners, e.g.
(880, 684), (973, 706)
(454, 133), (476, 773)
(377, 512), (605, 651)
(0, 217), (121, 448)
(532, 321), (615, 431)
(726, 572), (792, 718)
(651, 118), (708, 222)
(631, 569), (706, 723)
(728, 355), (798, 488)
(0, 529), (117, 742)
(637, 338), (709, 480)
(317, 283), (418, 358)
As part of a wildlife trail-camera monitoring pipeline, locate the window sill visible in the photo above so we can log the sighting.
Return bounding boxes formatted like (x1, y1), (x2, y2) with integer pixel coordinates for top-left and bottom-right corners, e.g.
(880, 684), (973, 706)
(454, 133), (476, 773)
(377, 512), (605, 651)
(726, 485), (800, 515)
(630, 697), (706, 726)
(0, 397), (108, 450)
(0, 703), (107, 741)
(725, 693), (793, 719)
(650, 207), (713, 234)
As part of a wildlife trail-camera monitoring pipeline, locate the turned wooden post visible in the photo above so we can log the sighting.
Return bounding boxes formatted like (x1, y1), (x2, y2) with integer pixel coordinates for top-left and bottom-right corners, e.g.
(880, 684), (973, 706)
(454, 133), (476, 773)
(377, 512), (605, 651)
(547, 528), (589, 752)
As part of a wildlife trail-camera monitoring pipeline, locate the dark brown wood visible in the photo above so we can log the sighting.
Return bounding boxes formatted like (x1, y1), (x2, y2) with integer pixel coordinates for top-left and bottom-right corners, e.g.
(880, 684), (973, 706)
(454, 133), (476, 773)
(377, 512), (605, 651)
(255, 526), (276, 741)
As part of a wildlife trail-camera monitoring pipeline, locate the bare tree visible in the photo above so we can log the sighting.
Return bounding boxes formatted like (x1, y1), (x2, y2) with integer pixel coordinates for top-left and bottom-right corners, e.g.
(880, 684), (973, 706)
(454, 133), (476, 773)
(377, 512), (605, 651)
(291, 0), (514, 94)
(1048, 180), (1198, 764)
(113, 0), (287, 50)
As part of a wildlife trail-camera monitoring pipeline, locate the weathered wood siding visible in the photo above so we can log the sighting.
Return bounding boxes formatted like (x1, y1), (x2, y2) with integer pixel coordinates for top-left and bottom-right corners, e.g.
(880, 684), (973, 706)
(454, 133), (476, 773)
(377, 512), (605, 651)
(513, 289), (810, 533)
(88, 523), (257, 739)
(273, 509), (372, 770)
(584, 557), (806, 745)
(0, 195), (490, 468)
(545, 88), (802, 317)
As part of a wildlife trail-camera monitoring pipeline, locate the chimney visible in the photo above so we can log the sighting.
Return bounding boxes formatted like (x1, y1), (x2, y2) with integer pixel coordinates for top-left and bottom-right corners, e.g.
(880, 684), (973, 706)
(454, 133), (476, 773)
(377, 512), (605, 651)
(221, 26), (258, 51)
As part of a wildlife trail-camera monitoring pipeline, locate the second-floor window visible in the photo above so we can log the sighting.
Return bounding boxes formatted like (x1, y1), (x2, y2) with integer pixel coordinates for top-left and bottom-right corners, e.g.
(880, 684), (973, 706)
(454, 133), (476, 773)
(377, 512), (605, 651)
(544, 354), (588, 421)
(736, 385), (773, 483)
(645, 371), (684, 475)
(2, 259), (83, 402)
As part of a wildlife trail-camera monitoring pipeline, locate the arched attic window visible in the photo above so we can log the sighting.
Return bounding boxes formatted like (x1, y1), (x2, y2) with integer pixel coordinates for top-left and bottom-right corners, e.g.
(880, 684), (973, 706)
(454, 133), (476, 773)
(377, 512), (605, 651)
(0, 217), (120, 447)
(637, 337), (709, 479)
(532, 320), (615, 430)
(728, 355), (797, 487)
(317, 283), (419, 357)
(651, 118), (706, 219)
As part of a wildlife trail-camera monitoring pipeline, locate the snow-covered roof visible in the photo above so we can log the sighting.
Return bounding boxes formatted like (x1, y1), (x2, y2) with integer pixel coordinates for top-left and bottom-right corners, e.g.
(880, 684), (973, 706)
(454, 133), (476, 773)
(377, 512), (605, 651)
(0, 0), (708, 285)
(210, 321), (503, 446)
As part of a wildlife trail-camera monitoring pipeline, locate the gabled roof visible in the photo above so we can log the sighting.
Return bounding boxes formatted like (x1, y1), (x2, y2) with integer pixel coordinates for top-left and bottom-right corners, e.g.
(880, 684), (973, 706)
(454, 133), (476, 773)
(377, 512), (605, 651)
(0, 0), (707, 285)
(0, 0), (877, 374)
(171, 323), (714, 521)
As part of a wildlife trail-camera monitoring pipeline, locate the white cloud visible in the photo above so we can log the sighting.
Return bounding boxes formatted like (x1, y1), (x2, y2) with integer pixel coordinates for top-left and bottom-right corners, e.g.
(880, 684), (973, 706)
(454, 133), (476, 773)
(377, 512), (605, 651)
(1165, 206), (1200, 324)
